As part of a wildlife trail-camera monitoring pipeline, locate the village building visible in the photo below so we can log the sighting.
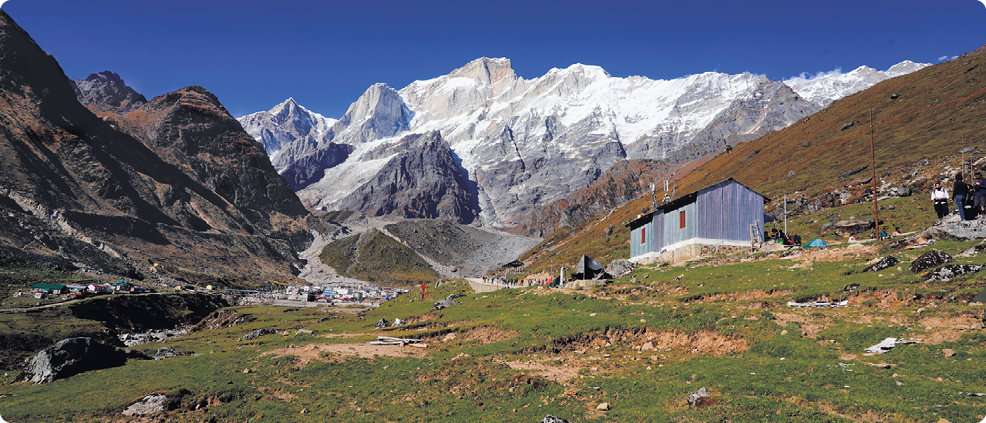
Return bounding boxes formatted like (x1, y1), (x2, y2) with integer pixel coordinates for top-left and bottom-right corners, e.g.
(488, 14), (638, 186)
(626, 178), (770, 264)
(87, 283), (111, 294)
(64, 284), (88, 293)
(31, 283), (66, 299)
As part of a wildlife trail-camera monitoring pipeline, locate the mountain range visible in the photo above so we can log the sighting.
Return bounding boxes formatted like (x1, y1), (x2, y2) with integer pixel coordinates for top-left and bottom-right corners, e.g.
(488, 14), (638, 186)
(0, 10), (311, 288)
(240, 58), (928, 228)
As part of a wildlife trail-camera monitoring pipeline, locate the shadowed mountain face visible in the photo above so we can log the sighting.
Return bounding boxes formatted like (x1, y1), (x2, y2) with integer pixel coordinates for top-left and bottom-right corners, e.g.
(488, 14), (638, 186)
(71, 71), (147, 114)
(0, 11), (310, 288)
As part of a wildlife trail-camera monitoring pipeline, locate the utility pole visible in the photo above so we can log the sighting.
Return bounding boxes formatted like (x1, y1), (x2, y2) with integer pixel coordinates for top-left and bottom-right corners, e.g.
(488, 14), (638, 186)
(870, 109), (879, 240)
(783, 194), (787, 235)
(958, 135), (975, 178)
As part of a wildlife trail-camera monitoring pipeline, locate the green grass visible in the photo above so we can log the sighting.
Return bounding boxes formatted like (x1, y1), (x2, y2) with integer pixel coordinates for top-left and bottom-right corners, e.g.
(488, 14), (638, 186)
(2, 239), (986, 422)
(319, 229), (440, 287)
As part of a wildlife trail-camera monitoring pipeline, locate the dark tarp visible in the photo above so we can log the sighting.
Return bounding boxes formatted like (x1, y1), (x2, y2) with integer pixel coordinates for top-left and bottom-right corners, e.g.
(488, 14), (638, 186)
(573, 255), (610, 280)
(973, 286), (986, 304)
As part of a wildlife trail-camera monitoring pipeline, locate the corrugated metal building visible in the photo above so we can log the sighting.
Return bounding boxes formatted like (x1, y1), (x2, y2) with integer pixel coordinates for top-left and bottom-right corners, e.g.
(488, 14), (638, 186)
(627, 179), (769, 264)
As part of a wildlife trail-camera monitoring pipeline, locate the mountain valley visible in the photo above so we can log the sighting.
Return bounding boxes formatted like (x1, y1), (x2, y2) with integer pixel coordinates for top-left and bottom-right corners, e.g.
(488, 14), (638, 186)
(2, 5), (986, 422)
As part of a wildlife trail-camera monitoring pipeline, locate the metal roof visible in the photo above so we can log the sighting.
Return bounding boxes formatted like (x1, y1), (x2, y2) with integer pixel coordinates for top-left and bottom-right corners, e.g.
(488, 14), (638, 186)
(625, 178), (770, 229)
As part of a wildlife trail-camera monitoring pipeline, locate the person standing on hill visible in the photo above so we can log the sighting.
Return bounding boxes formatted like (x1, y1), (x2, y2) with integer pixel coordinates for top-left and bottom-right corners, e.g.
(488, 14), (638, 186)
(974, 171), (986, 215)
(954, 174), (971, 220)
(932, 182), (950, 220)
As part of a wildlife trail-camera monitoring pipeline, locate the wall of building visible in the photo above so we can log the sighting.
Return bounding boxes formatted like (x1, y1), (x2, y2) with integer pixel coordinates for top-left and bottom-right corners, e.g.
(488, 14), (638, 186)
(695, 180), (764, 243)
(629, 179), (764, 264)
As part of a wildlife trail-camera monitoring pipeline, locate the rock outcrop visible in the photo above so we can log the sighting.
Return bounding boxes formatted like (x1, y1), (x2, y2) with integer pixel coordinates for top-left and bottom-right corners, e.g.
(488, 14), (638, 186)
(331, 131), (476, 223)
(122, 394), (167, 416)
(239, 328), (278, 341)
(15, 337), (129, 384)
(924, 264), (981, 282)
(154, 347), (194, 360)
(910, 250), (952, 273)
(862, 256), (899, 273)
(71, 71), (147, 114)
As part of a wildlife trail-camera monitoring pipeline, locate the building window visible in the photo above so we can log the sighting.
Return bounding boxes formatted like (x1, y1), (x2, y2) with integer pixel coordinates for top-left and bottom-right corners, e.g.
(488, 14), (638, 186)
(680, 210), (686, 229)
(641, 228), (646, 245)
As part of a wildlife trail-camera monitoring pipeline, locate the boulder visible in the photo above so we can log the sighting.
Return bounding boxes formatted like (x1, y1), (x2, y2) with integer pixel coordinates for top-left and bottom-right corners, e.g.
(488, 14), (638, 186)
(239, 328), (278, 341)
(687, 387), (712, 408)
(122, 394), (167, 416)
(862, 256), (899, 273)
(15, 337), (128, 384)
(924, 264), (982, 282)
(542, 416), (570, 423)
(433, 300), (461, 311)
(957, 244), (986, 257)
(918, 220), (986, 241)
(910, 250), (953, 273)
(154, 347), (194, 360)
(375, 318), (389, 329)
(605, 259), (634, 278)
(446, 293), (466, 300)
(832, 220), (873, 237)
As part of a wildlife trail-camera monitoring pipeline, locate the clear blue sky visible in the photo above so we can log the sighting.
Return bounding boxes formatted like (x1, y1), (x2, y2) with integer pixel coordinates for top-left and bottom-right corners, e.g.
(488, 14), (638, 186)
(4, 0), (985, 118)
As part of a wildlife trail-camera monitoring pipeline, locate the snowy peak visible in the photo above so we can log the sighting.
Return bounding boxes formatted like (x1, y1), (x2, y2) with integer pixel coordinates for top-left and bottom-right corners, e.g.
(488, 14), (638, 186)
(245, 56), (927, 226)
(886, 60), (928, 78)
(237, 97), (334, 159)
(448, 57), (516, 86)
(783, 60), (930, 106)
(330, 83), (412, 144)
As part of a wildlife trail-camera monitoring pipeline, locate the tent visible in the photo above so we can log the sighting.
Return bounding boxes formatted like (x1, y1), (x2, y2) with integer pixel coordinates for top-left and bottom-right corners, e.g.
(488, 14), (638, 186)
(548, 277), (562, 288)
(973, 286), (986, 304)
(573, 255), (610, 280)
(804, 239), (828, 248)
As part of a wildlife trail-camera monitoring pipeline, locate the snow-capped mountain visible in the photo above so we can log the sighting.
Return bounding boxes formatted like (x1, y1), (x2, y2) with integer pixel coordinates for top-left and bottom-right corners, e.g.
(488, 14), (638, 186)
(783, 61), (930, 106)
(238, 98), (336, 157)
(240, 57), (925, 227)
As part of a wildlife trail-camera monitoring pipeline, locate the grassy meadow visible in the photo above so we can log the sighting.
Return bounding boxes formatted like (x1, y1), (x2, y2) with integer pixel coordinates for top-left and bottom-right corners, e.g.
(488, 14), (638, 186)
(1, 232), (984, 422)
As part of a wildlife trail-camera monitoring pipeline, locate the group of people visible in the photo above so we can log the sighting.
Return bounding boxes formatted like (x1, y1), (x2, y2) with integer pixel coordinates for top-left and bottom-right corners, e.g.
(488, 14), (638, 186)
(764, 229), (801, 246)
(932, 172), (986, 220)
(849, 227), (900, 242)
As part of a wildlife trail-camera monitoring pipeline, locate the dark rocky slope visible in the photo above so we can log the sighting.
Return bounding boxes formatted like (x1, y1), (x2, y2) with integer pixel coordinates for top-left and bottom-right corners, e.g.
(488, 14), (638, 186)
(333, 131), (477, 224)
(0, 10), (309, 288)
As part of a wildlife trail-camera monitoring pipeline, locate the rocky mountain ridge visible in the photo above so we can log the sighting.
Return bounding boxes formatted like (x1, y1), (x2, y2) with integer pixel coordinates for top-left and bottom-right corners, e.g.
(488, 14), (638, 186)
(241, 57), (925, 228)
(783, 60), (930, 106)
(0, 10), (310, 288)
(238, 97), (336, 159)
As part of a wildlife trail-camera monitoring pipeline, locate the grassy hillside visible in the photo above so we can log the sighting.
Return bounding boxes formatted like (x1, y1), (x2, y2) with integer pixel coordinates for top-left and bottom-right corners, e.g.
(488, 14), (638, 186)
(676, 47), (986, 202)
(3, 238), (985, 421)
(318, 229), (440, 287)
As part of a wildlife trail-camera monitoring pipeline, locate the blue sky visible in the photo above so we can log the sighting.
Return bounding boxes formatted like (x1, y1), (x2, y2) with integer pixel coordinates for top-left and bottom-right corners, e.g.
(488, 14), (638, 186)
(4, 0), (985, 118)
